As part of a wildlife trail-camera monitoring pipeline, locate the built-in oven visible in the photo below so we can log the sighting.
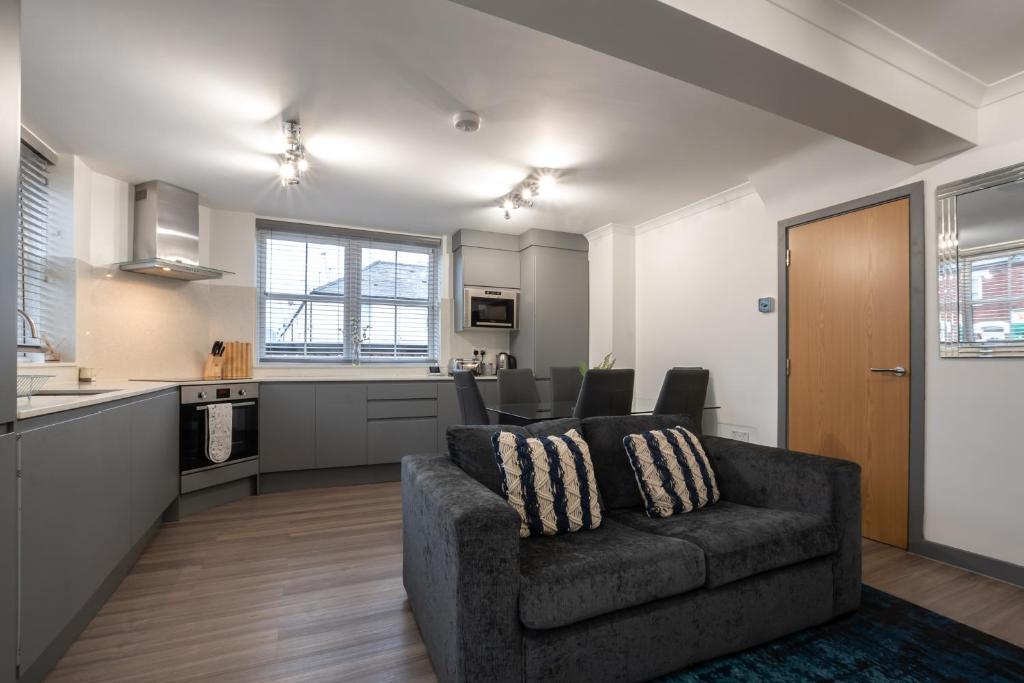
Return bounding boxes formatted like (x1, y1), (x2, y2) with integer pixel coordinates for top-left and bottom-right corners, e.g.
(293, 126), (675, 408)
(463, 286), (519, 330)
(179, 383), (259, 476)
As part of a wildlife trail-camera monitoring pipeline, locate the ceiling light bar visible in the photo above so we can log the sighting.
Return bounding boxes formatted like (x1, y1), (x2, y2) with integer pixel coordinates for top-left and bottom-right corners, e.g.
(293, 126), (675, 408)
(498, 169), (559, 220)
(279, 120), (308, 187)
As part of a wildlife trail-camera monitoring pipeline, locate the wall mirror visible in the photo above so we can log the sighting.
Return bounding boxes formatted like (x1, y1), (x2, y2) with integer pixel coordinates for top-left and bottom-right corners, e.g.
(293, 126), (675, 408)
(938, 163), (1024, 357)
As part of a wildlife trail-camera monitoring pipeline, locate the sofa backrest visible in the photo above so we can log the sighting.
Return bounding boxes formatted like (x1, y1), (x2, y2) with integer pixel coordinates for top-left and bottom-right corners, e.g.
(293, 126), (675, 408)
(447, 418), (582, 495)
(580, 414), (695, 509)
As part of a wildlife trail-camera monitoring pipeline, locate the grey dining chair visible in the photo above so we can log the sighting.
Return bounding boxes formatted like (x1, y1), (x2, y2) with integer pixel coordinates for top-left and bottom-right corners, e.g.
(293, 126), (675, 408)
(452, 370), (490, 425)
(653, 367), (710, 431)
(550, 365), (584, 403)
(573, 369), (635, 418)
(497, 368), (540, 404)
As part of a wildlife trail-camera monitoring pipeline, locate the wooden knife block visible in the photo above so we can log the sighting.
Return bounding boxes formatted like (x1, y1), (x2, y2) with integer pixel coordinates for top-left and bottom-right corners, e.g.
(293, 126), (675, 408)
(202, 355), (224, 381)
(221, 342), (253, 379)
(202, 342), (252, 380)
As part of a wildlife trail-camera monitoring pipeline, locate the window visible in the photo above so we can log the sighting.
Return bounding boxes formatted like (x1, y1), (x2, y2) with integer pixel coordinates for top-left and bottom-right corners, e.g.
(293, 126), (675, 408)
(16, 142), (50, 350)
(963, 252), (1024, 342)
(256, 219), (441, 363)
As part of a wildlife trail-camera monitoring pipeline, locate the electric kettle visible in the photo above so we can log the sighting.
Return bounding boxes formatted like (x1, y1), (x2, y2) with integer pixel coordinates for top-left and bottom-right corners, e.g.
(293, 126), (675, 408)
(496, 352), (517, 370)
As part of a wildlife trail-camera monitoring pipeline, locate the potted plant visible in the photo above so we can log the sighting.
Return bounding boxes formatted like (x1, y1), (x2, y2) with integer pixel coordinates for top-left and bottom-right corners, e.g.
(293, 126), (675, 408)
(579, 352), (616, 376)
(349, 318), (371, 365)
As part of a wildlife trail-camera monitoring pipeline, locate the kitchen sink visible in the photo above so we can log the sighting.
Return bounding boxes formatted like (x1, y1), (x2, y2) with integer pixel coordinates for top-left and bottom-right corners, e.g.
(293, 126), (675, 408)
(33, 389), (116, 396)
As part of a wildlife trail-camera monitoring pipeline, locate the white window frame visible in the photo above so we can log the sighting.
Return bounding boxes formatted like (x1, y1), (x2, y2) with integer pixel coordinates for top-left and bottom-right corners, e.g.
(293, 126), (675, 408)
(256, 219), (441, 364)
(16, 141), (51, 352)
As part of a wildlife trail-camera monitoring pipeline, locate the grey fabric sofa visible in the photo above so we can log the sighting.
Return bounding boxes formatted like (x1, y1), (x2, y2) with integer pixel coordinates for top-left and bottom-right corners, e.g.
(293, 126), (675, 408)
(402, 414), (861, 683)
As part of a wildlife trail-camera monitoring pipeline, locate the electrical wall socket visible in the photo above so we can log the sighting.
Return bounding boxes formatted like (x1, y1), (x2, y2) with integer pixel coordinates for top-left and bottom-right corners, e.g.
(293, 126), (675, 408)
(716, 423), (756, 443)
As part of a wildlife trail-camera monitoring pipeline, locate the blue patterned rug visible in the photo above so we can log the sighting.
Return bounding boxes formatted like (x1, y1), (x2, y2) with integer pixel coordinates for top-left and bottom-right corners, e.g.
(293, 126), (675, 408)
(657, 586), (1024, 682)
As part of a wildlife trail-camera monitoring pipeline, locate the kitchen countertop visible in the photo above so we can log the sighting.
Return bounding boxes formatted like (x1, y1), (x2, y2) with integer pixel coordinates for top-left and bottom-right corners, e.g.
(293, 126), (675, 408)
(16, 380), (180, 420)
(16, 373), (500, 420)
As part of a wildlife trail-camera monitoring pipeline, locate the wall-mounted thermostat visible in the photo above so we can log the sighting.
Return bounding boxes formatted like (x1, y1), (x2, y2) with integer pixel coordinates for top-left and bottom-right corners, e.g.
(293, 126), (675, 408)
(758, 297), (775, 313)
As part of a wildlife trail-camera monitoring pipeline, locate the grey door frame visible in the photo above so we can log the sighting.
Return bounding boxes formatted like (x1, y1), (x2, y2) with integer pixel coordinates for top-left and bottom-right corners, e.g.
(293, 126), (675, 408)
(777, 181), (926, 551)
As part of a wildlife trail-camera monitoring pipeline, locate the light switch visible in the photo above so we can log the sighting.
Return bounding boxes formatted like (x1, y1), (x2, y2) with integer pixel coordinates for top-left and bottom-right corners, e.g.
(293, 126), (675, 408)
(758, 297), (774, 313)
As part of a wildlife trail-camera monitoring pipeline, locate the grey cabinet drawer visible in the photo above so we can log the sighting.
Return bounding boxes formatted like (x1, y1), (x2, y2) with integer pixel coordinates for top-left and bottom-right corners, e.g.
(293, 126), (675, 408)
(367, 418), (437, 464)
(366, 383), (437, 400)
(366, 399), (437, 420)
(182, 459), (259, 494)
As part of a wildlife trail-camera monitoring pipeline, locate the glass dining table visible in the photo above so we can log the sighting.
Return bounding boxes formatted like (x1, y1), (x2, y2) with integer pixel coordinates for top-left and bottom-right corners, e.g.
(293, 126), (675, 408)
(485, 397), (721, 424)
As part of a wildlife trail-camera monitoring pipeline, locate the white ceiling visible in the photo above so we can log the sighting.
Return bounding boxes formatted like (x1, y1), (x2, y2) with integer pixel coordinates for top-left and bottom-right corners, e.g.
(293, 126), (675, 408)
(21, 0), (826, 236)
(841, 0), (1024, 84)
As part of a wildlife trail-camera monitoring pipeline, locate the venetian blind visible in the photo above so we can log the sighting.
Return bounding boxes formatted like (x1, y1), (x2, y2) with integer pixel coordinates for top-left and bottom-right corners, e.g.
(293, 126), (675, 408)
(256, 219), (441, 363)
(17, 142), (50, 348)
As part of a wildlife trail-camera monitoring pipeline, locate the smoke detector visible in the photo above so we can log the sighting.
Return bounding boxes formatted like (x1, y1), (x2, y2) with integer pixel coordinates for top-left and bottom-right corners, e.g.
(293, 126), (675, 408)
(453, 110), (481, 133)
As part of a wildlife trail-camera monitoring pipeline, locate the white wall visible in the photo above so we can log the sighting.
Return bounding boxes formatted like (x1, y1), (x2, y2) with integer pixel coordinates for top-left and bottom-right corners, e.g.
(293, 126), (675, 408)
(606, 90), (1024, 568)
(586, 224), (635, 369)
(52, 161), (497, 378)
(72, 163), (220, 378)
(632, 186), (778, 445)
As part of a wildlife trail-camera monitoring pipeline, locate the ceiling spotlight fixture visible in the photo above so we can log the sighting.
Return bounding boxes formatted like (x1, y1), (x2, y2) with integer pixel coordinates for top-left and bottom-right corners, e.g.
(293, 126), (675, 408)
(278, 120), (308, 187)
(497, 168), (560, 220)
(453, 110), (482, 133)
(537, 172), (558, 193)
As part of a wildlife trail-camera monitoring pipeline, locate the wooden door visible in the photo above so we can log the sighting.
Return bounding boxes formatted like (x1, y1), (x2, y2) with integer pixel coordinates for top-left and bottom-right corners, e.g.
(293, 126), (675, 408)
(788, 198), (910, 548)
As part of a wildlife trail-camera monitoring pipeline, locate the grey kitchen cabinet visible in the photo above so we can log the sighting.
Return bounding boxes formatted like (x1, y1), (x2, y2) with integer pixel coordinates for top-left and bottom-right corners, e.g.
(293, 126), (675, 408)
(456, 245), (520, 289)
(436, 381), (460, 452)
(19, 406), (132, 673)
(259, 383), (316, 472)
(0, 434), (15, 683)
(367, 417), (437, 464)
(0, 0), (18, 428)
(314, 383), (367, 468)
(514, 239), (589, 377)
(129, 392), (179, 545)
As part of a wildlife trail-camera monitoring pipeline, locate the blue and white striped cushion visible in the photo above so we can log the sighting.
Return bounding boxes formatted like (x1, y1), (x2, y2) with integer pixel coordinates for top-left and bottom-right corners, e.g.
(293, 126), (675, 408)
(622, 426), (719, 518)
(491, 429), (602, 537)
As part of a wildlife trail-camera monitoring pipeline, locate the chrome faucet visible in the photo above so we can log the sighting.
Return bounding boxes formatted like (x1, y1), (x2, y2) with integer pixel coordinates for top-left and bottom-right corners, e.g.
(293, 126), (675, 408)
(16, 308), (42, 354)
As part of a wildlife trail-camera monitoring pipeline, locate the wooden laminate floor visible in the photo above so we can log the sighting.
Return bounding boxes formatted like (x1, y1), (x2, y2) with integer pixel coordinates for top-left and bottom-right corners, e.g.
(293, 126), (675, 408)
(46, 483), (1024, 682)
(862, 537), (1024, 647)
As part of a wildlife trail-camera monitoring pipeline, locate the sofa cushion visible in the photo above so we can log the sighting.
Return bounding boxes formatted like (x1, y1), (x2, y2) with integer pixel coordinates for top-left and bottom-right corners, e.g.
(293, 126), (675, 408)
(448, 418), (582, 495)
(623, 425), (719, 518)
(518, 518), (705, 629)
(609, 501), (837, 588)
(492, 429), (602, 537)
(580, 414), (696, 510)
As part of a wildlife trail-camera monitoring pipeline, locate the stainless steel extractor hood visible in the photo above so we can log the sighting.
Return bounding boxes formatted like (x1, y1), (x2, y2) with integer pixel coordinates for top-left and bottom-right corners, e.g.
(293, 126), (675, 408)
(119, 180), (233, 281)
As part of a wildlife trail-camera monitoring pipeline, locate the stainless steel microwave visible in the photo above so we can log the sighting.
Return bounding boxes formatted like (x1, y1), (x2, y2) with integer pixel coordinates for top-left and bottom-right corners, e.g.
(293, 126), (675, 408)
(462, 287), (519, 330)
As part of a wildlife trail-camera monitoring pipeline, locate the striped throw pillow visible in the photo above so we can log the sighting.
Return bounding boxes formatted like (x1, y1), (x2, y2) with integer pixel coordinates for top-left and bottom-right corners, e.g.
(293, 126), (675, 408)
(623, 426), (720, 518)
(491, 429), (602, 538)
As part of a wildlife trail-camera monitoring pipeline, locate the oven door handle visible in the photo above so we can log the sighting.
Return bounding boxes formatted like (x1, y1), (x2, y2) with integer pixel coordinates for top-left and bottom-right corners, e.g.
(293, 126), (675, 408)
(194, 401), (256, 411)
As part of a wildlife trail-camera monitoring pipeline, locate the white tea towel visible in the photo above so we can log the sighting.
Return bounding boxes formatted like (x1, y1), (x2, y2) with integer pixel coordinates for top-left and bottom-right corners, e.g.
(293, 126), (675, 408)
(205, 402), (233, 463)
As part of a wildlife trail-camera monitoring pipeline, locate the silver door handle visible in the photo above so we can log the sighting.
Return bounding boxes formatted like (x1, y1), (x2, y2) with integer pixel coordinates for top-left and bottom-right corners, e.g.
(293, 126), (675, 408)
(870, 366), (907, 377)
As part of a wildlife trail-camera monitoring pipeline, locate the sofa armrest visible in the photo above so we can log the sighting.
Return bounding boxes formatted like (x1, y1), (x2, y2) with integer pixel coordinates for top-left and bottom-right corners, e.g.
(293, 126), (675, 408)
(401, 454), (522, 683)
(702, 436), (862, 616)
